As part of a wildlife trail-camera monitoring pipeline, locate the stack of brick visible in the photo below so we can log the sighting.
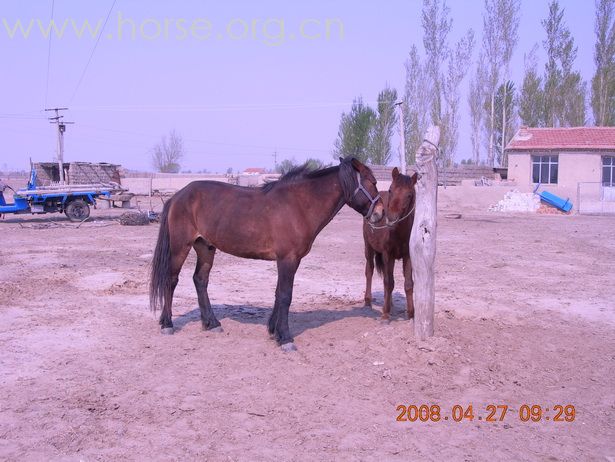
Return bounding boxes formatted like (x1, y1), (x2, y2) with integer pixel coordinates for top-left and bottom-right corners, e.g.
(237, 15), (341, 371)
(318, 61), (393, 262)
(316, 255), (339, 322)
(33, 162), (121, 186)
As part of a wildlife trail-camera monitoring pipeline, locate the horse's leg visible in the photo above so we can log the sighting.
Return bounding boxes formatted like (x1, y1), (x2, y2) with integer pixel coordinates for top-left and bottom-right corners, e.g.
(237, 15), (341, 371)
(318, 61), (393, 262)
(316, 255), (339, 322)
(381, 254), (395, 321)
(403, 254), (414, 319)
(267, 278), (280, 337)
(364, 243), (375, 307)
(270, 258), (300, 350)
(159, 235), (191, 334)
(193, 239), (222, 331)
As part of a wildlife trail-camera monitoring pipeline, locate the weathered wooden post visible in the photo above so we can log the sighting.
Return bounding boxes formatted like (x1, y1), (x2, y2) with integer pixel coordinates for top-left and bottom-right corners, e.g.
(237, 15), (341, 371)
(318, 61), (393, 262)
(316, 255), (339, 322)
(410, 126), (440, 340)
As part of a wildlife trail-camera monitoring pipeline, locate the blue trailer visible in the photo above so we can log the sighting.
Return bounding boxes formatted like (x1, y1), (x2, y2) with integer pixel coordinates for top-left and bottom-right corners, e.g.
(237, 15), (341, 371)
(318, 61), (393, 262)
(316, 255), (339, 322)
(0, 169), (115, 221)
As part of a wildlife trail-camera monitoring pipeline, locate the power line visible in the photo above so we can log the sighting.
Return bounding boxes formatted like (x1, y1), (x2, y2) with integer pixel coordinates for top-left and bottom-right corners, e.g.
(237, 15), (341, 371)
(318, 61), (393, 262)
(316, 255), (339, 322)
(69, 0), (117, 104)
(70, 101), (378, 112)
(77, 123), (330, 153)
(44, 0), (55, 108)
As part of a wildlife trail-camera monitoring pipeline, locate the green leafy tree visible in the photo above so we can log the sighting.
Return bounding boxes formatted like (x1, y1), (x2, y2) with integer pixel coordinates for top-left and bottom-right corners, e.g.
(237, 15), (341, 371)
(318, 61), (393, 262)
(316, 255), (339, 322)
(592, 0), (615, 125)
(368, 86), (398, 165)
(542, 0), (587, 127)
(277, 158), (328, 175)
(332, 97), (376, 162)
(519, 45), (545, 127)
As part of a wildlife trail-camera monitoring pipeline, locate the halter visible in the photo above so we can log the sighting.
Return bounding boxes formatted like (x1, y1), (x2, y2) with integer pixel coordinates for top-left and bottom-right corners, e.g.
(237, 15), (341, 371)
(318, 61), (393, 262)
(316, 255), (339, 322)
(352, 171), (381, 220)
(367, 200), (415, 230)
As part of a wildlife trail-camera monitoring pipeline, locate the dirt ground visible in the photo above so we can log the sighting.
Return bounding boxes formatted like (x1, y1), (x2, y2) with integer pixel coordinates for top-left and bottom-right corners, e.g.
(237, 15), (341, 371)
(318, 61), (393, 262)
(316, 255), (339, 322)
(0, 188), (614, 461)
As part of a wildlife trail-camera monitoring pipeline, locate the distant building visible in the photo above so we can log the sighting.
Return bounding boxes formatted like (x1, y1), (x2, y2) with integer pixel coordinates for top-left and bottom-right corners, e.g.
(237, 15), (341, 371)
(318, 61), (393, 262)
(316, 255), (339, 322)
(243, 167), (266, 175)
(505, 127), (615, 214)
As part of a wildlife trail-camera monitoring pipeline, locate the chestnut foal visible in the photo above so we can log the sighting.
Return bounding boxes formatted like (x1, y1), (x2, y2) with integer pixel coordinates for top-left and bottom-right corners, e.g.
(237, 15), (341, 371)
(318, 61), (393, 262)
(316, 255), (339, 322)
(363, 167), (417, 320)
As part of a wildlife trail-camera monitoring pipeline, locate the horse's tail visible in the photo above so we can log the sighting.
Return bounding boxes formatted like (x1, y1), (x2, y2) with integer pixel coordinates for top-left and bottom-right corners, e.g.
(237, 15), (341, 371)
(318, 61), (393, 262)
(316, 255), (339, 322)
(150, 200), (172, 317)
(375, 252), (384, 277)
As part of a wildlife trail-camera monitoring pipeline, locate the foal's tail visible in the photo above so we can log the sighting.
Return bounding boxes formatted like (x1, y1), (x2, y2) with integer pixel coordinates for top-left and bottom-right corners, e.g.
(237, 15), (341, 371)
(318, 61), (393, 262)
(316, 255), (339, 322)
(375, 252), (384, 277)
(150, 200), (172, 317)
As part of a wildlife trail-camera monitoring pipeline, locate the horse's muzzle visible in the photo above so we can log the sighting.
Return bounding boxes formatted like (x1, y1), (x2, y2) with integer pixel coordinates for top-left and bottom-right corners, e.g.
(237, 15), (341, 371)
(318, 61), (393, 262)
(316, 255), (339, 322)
(368, 202), (384, 224)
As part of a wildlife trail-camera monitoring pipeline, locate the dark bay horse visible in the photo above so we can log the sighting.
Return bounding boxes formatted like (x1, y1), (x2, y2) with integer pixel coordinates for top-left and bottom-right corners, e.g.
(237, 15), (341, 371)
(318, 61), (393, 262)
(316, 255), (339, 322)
(363, 167), (418, 321)
(150, 157), (384, 351)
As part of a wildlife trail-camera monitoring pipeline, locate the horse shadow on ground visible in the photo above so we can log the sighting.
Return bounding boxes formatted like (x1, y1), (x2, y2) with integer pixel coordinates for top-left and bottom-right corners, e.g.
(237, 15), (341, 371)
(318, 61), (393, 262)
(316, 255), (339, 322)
(172, 290), (412, 336)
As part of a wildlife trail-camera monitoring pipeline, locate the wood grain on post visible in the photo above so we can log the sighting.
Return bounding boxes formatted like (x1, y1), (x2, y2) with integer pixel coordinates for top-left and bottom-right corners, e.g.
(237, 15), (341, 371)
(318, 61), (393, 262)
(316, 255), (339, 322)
(410, 126), (440, 340)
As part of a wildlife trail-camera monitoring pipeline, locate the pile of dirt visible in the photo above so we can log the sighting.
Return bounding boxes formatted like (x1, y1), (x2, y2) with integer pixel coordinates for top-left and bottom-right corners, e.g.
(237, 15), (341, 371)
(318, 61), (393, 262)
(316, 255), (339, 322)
(119, 211), (149, 226)
(489, 190), (540, 212)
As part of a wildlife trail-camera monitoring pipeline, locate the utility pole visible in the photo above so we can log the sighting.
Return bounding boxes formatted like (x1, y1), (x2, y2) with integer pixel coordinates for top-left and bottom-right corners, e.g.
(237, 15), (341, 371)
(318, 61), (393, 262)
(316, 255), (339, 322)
(272, 149), (278, 172)
(45, 107), (73, 184)
(395, 101), (406, 174)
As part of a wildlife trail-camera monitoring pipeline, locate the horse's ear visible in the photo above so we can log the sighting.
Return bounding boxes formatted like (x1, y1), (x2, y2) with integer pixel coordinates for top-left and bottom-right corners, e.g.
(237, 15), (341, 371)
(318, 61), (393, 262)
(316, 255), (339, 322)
(350, 158), (364, 171)
(339, 157), (344, 163)
(411, 171), (419, 184)
(392, 167), (400, 180)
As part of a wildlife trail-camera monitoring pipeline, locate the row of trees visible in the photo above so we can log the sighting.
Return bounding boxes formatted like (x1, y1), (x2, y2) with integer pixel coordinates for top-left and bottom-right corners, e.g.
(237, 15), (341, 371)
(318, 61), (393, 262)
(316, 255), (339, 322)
(333, 0), (615, 168)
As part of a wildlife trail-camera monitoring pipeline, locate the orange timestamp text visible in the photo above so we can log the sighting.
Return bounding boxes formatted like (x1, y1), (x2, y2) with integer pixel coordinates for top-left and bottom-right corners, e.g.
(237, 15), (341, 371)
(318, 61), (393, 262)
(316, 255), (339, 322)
(396, 404), (576, 423)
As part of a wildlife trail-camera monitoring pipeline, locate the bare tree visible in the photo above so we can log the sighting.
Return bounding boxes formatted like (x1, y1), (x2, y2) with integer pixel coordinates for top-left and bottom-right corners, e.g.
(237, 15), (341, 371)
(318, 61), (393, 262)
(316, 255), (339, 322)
(468, 52), (487, 164)
(152, 130), (184, 173)
(592, 0), (615, 125)
(403, 45), (431, 165)
(441, 30), (474, 167)
(482, 0), (520, 166)
(422, 0), (452, 125)
(419, 0), (473, 165)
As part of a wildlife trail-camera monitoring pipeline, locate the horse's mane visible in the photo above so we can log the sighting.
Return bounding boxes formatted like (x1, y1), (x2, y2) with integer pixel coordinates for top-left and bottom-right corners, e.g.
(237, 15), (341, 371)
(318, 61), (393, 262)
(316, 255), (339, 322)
(260, 158), (364, 200)
(261, 163), (340, 193)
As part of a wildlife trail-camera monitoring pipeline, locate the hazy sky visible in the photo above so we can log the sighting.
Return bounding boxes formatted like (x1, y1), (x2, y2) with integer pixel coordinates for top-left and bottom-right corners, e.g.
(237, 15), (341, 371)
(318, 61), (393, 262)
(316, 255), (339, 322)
(0, 0), (596, 173)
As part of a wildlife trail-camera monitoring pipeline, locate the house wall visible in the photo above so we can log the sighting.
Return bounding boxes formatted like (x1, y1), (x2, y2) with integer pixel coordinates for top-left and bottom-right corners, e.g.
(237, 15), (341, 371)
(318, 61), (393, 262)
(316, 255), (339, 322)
(506, 150), (604, 203)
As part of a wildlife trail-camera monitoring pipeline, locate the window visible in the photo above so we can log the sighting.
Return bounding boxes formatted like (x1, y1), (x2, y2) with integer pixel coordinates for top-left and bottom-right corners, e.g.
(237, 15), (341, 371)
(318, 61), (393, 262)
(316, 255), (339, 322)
(603, 156), (615, 187)
(532, 155), (558, 184)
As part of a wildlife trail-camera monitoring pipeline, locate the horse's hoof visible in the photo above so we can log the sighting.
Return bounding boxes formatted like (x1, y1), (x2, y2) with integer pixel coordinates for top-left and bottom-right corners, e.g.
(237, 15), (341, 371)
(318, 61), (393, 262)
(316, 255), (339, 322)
(280, 342), (297, 352)
(207, 326), (224, 333)
(379, 318), (391, 325)
(161, 327), (174, 335)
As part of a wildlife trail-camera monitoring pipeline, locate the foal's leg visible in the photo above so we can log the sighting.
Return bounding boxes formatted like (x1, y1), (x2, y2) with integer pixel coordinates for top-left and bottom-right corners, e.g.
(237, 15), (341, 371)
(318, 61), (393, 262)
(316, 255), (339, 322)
(364, 244), (375, 307)
(193, 239), (222, 331)
(403, 254), (414, 319)
(270, 258), (300, 350)
(159, 238), (192, 334)
(381, 254), (396, 321)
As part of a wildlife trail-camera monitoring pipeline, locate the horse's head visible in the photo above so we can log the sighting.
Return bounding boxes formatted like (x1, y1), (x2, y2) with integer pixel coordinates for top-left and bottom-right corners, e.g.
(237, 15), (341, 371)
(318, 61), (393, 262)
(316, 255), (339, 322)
(339, 157), (384, 223)
(386, 167), (418, 226)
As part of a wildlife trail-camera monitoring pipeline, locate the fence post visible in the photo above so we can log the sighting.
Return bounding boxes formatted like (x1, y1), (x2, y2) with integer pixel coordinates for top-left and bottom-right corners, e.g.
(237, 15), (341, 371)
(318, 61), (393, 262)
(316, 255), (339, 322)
(410, 126), (440, 340)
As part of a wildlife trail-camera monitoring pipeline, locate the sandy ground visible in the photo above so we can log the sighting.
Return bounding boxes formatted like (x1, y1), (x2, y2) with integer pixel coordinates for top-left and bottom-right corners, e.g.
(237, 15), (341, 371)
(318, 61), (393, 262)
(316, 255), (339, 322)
(0, 188), (614, 461)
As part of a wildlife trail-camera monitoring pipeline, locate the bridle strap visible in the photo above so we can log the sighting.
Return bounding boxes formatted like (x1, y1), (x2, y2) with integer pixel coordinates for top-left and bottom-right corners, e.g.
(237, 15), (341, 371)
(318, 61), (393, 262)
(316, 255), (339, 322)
(352, 171), (381, 220)
(367, 201), (415, 231)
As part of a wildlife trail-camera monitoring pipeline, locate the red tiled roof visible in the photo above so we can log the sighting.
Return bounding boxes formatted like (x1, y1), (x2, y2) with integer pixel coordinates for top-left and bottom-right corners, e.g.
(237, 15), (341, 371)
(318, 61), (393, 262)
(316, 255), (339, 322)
(243, 167), (266, 174)
(505, 127), (615, 151)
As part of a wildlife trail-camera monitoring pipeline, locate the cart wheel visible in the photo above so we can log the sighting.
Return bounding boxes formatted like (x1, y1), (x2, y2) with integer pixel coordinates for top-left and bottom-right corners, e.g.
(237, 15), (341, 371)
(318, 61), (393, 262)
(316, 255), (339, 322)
(65, 199), (90, 222)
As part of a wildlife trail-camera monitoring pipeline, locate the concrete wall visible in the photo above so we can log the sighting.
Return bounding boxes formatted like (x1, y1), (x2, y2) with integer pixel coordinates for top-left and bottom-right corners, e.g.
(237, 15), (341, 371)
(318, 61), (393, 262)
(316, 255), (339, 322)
(507, 151), (604, 202)
(120, 173), (281, 195)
